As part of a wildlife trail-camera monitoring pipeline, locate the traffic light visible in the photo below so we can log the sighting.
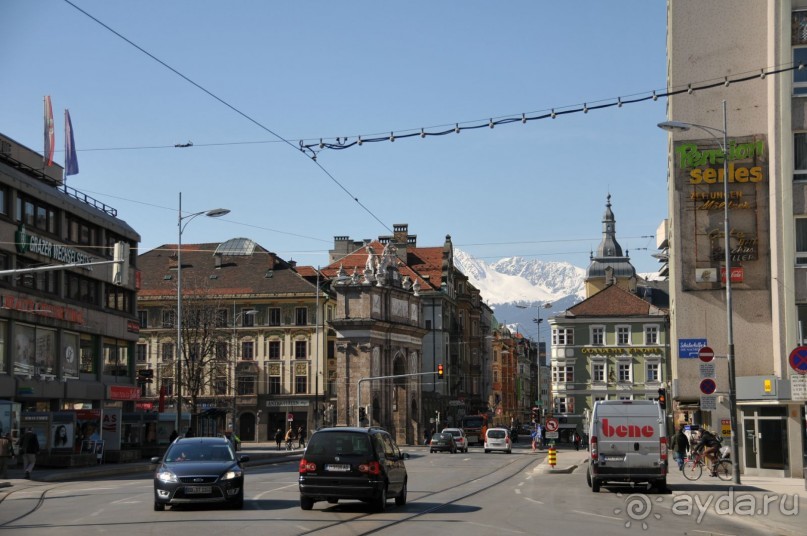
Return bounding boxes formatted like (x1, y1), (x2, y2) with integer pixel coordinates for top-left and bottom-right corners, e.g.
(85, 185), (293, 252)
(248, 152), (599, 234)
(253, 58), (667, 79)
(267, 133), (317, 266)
(657, 388), (667, 408)
(112, 241), (130, 286)
(437, 364), (444, 380)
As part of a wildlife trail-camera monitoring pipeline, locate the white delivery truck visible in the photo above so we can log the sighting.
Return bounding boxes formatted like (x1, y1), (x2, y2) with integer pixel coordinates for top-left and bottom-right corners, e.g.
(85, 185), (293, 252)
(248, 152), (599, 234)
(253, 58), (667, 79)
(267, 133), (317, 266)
(586, 400), (668, 493)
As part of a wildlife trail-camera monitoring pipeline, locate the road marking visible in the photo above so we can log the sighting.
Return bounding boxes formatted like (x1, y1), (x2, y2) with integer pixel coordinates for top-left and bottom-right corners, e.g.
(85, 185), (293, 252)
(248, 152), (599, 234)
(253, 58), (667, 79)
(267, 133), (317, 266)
(515, 488), (521, 495)
(571, 509), (622, 521)
(692, 531), (737, 536)
(524, 497), (543, 505)
(252, 483), (297, 500)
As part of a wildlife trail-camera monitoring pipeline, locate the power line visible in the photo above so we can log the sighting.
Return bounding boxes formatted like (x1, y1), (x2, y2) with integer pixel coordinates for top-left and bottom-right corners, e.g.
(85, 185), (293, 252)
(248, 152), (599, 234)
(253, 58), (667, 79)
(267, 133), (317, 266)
(62, 0), (392, 235)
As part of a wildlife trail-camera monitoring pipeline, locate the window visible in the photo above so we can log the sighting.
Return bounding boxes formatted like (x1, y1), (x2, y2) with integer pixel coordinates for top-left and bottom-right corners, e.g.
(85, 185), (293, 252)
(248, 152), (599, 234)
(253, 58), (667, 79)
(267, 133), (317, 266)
(644, 325), (659, 345)
(15, 257), (58, 295)
(65, 214), (98, 250)
(162, 343), (174, 362)
(137, 310), (148, 328)
(796, 133), (807, 181)
(295, 340), (307, 359)
(66, 273), (98, 306)
(135, 344), (147, 363)
(162, 310), (175, 328)
(237, 376), (256, 395)
(268, 340), (281, 359)
(17, 194), (57, 234)
(646, 363), (660, 383)
(617, 326), (631, 345)
(618, 362), (632, 383)
(797, 217), (807, 265)
(215, 342), (229, 361)
(295, 307), (308, 326)
(215, 309), (227, 328)
(268, 375), (281, 395)
(794, 11), (807, 94)
(80, 335), (95, 374)
(592, 362), (605, 383)
(242, 310), (256, 327)
(268, 308), (281, 326)
(556, 397), (574, 414)
(552, 365), (574, 383)
(552, 328), (574, 346)
(106, 285), (132, 313)
(241, 341), (254, 360)
(591, 326), (604, 346)
(295, 374), (308, 394)
(214, 377), (227, 396)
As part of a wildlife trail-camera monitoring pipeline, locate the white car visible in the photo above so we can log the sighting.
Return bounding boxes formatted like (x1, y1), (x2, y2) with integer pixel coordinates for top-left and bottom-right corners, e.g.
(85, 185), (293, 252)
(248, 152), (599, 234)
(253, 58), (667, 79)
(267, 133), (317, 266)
(441, 428), (468, 453)
(484, 427), (511, 454)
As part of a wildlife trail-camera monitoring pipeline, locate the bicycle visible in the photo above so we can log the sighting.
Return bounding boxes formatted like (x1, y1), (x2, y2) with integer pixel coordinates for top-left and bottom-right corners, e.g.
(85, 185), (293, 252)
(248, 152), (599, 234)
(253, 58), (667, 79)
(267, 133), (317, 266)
(682, 450), (732, 481)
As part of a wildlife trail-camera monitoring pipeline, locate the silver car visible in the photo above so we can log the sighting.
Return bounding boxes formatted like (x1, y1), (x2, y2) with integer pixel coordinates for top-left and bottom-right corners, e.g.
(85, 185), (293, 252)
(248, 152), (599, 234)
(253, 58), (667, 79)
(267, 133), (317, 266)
(441, 428), (468, 453)
(484, 427), (512, 454)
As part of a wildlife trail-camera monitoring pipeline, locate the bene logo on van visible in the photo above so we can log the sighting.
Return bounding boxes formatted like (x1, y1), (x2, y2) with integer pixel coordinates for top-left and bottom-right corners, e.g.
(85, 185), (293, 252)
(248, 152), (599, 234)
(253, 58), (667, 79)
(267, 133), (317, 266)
(600, 418), (655, 439)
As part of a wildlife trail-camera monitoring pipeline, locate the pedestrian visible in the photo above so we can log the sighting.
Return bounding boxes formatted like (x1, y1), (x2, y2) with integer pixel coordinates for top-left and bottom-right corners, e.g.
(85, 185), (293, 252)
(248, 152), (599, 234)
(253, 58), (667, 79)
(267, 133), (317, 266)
(671, 425), (690, 471)
(297, 426), (306, 449)
(573, 431), (581, 451)
(184, 427), (195, 438)
(274, 428), (283, 450)
(284, 427), (295, 450)
(169, 429), (178, 443)
(535, 423), (544, 450)
(18, 428), (39, 479)
(0, 433), (13, 479)
(530, 428), (538, 453)
(423, 428), (431, 446)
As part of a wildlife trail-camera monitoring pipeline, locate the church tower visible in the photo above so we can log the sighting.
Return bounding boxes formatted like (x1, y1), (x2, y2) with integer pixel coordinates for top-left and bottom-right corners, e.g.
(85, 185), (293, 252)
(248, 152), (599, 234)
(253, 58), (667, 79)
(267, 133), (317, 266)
(585, 194), (638, 297)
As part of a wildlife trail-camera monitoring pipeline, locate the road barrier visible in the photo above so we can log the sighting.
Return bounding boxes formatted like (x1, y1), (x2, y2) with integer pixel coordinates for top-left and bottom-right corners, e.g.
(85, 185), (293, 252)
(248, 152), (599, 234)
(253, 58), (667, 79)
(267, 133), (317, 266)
(548, 445), (556, 467)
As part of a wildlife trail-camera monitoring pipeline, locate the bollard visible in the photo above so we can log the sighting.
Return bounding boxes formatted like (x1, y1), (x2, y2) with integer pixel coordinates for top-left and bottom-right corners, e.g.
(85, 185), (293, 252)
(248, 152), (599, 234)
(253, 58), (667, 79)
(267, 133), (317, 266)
(548, 444), (556, 468)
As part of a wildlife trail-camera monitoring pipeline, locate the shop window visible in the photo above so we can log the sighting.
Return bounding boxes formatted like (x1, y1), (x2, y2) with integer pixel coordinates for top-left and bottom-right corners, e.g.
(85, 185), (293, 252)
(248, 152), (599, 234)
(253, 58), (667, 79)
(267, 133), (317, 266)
(80, 335), (95, 374)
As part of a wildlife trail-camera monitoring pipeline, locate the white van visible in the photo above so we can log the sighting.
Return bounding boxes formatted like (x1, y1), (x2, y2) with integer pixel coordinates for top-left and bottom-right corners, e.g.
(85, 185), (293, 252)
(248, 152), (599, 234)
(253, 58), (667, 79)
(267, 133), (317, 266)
(587, 400), (668, 493)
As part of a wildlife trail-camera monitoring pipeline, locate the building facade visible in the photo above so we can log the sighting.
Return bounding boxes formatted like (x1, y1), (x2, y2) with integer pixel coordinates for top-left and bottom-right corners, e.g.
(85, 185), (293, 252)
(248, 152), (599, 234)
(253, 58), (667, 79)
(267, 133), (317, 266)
(664, 0), (806, 477)
(136, 238), (330, 442)
(0, 132), (141, 451)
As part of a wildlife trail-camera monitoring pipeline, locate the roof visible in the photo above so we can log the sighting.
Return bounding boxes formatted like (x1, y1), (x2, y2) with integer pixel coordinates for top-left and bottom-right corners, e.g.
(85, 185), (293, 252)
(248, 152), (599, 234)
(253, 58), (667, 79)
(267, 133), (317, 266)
(137, 240), (319, 299)
(565, 284), (667, 317)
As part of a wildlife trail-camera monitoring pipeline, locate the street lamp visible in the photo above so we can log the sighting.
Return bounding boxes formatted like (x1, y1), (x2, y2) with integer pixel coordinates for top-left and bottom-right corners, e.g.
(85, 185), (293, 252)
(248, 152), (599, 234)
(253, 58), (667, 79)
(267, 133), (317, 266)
(232, 308), (258, 435)
(175, 192), (230, 436)
(658, 100), (740, 484)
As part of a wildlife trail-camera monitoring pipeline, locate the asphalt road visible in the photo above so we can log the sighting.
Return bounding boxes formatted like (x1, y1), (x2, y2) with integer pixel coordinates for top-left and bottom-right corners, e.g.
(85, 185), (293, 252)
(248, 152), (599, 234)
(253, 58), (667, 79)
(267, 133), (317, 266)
(0, 442), (800, 536)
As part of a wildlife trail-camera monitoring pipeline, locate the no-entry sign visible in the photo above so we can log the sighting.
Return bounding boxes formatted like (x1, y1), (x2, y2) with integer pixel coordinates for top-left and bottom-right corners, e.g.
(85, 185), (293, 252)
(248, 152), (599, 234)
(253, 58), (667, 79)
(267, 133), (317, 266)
(698, 346), (715, 362)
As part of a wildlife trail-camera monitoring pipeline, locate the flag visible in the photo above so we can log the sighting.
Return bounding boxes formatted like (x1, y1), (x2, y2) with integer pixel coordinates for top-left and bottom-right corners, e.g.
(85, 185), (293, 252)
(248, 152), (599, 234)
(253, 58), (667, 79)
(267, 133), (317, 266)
(64, 109), (79, 177)
(43, 96), (55, 167)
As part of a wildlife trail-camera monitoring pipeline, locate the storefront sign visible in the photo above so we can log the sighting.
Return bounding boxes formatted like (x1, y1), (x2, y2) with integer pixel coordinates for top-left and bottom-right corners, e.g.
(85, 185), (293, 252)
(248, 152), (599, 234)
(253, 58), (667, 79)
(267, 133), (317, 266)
(108, 385), (140, 400)
(265, 399), (309, 407)
(580, 347), (663, 355)
(1, 294), (85, 324)
(15, 224), (95, 267)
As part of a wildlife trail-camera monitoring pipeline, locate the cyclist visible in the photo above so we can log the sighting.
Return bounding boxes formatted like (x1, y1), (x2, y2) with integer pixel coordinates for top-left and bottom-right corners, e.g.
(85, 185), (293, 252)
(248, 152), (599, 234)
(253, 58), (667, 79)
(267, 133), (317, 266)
(692, 429), (721, 476)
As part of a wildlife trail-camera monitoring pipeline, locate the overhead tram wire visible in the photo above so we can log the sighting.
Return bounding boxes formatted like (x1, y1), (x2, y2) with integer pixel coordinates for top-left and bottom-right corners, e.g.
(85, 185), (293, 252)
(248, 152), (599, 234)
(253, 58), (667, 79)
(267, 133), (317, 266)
(63, 0), (392, 235)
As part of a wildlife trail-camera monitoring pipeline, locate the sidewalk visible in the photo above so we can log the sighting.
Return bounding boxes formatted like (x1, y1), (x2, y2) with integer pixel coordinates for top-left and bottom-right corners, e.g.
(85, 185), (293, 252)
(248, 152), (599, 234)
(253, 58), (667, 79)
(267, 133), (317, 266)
(0, 441), (304, 488)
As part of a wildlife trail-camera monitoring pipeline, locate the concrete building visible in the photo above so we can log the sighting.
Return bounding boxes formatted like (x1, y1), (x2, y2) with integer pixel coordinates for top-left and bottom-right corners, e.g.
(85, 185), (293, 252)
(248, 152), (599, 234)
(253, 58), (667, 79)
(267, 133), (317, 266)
(663, 0), (806, 477)
(0, 132), (141, 451)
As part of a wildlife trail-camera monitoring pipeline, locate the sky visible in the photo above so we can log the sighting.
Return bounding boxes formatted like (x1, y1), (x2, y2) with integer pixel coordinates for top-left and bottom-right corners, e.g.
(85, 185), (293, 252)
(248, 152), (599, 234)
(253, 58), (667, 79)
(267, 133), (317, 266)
(1, 1), (670, 276)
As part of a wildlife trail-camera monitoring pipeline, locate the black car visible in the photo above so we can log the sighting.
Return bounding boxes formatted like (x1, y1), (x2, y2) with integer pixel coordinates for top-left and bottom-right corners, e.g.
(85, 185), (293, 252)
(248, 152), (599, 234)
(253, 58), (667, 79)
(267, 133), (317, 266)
(151, 436), (250, 511)
(298, 427), (408, 512)
(429, 432), (457, 453)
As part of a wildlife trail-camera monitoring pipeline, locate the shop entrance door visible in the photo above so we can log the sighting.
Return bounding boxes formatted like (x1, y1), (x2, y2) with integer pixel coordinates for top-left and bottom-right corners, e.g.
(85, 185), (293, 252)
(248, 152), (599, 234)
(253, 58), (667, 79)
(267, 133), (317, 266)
(740, 406), (788, 477)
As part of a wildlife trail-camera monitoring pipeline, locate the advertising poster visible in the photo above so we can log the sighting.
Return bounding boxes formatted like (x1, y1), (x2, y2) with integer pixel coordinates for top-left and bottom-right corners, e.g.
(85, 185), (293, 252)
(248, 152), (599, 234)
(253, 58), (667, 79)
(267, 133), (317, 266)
(75, 409), (101, 453)
(62, 332), (79, 379)
(14, 324), (35, 376)
(51, 423), (74, 450)
(102, 408), (122, 451)
(672, 134), (769, 291)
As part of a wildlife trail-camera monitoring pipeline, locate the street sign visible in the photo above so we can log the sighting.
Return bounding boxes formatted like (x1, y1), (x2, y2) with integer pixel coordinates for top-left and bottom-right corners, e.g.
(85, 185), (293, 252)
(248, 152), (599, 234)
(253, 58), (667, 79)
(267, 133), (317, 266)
(699, 362), (716, 378)
(791, 374), (807, 401)
(545, 431), (559, 439)
(545, 418), (559, 432)
(679, 338), (707, 359)
(700, 395), (717, 410)
(698, 346), (715, 362)
(699, 378), (717, 395)
(287, 413), (293, 421)
(788, 346), (807, 375)
(720, 419), (731, 438)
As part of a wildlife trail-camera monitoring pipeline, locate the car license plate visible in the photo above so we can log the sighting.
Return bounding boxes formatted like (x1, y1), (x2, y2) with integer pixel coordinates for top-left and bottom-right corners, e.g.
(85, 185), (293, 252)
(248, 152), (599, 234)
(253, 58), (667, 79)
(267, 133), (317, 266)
(184, 485), (212, 494)
(604, 456), (624, 462)
(325, 464), (350, 472)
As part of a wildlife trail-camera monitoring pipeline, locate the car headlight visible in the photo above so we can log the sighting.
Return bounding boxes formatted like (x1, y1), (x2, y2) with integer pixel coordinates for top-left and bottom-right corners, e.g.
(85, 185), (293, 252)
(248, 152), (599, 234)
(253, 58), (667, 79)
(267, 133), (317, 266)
(222, 468), (243, 481)
(157, 469), (178, 483)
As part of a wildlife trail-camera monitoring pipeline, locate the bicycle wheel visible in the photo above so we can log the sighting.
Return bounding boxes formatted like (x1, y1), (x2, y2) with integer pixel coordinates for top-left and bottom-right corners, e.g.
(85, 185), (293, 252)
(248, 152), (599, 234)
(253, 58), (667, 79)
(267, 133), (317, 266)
(682, 459), (703, 480)
(715, 460), (733, 481)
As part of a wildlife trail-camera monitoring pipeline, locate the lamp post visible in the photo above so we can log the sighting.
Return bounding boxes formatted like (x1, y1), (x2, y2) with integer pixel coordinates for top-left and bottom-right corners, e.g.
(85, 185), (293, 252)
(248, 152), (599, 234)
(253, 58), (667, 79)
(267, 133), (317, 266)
(658, 100), (740, 484)
(175, 192), (229, 436)
(516, 302), (552, 416)
(231, 308), (257, 435)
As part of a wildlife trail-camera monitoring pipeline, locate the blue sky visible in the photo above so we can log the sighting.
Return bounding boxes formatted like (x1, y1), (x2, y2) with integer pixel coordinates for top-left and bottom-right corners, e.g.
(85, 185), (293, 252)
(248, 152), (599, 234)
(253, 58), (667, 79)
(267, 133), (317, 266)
(1, 1), (669, 275)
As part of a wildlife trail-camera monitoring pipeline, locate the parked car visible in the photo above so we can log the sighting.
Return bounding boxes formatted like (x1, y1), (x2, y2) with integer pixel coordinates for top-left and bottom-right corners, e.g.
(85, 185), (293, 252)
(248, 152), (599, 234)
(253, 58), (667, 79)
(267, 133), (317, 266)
(429, 432), (457, 453)
(484, 427), (512, 454)
(151, 436), (249, 511)
(298, 427), (409, 512)
(586, 400), (668, 493)
(441, 428), (468, 453)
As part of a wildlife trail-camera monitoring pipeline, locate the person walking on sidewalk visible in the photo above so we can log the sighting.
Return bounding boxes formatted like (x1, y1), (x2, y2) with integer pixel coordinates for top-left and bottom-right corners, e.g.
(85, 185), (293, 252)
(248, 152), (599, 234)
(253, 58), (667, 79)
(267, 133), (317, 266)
(0, 433), (13, 479)
(274, 428), (283, 450)
(573, 431), (581, 451)
(18, 428), (39, 479)
(671, 426), (690, 471)
(297, 426), (306, 449)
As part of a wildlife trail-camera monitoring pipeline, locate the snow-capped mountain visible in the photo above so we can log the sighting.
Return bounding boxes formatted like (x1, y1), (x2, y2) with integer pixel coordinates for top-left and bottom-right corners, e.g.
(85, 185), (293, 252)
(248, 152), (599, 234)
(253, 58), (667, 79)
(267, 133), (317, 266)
(453, 248), (587, 341)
